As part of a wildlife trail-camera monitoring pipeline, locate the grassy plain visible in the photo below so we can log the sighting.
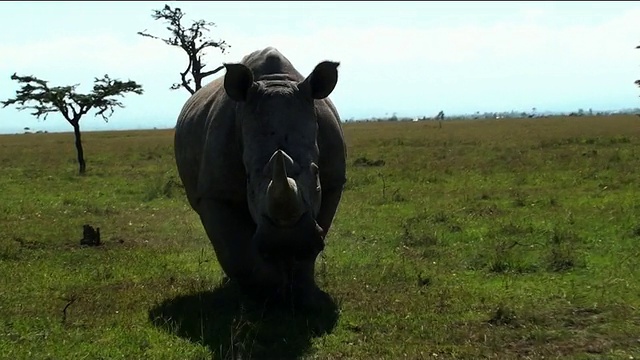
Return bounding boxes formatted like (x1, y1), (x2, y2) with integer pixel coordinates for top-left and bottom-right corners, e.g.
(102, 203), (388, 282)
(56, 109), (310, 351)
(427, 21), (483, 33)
(1, 115), (639, 359)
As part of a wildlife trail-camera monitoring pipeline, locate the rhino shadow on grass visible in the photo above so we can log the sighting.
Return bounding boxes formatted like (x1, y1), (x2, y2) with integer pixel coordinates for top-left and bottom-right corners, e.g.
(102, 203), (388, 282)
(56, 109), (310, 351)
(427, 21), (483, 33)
(148, 281), (339, 359)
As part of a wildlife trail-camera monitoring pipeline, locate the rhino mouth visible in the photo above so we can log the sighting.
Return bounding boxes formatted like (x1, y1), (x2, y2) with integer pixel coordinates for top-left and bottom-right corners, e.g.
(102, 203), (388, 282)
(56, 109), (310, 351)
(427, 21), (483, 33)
(255, 211), (325, 264)
(263, 211), (306, 230)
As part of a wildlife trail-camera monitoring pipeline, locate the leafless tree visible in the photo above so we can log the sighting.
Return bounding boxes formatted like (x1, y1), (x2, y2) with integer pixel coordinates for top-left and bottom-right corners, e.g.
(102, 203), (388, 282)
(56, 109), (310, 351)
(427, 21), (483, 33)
(138, 4), (230, 95)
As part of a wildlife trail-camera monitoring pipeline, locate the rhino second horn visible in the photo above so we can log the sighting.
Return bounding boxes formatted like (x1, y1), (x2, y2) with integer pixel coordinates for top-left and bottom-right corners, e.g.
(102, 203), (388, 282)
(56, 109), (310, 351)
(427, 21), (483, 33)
(267, 151), (304, 225)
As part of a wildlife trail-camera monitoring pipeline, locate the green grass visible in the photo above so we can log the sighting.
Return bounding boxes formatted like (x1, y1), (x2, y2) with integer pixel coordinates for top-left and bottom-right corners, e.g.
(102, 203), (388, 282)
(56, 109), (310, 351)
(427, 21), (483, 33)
(1, 115), (639, 359)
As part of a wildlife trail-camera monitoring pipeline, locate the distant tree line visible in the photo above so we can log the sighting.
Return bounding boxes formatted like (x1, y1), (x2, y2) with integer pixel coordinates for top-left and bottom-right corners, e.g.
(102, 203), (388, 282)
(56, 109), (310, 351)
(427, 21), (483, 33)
(352, 107), (640, 123)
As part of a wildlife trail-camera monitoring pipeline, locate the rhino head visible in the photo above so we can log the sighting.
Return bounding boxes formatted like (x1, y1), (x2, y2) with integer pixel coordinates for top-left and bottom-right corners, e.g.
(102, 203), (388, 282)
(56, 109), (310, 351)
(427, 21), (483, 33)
(222, 59), (339, 263)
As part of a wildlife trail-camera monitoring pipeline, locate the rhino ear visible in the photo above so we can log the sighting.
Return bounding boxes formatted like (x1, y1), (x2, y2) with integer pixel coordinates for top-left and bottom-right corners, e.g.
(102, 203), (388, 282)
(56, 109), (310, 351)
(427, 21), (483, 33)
(299, 61), (339, 100)
(224, 63), (254, 102)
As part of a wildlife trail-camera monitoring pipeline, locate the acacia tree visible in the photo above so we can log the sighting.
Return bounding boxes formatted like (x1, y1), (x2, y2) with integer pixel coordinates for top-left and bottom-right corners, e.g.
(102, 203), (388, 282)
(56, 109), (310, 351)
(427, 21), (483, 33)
(138, 4), (230, 95)
(1, 74), (143, 174)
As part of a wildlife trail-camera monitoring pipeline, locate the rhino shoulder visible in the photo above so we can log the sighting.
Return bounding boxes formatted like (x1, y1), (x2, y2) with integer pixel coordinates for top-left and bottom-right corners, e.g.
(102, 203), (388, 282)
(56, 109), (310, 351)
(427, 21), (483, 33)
(175, 77), (246, 208)
(316, 98), (347, 189)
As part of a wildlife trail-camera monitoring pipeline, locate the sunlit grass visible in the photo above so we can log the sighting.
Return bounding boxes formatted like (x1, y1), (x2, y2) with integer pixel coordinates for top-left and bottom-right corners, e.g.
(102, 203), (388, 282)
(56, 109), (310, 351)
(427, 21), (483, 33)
(1, 115), (639, 359)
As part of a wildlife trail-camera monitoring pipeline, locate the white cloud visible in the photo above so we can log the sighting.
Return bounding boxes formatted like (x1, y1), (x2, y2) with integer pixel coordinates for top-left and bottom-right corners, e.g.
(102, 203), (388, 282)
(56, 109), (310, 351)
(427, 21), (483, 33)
(216, 7), (640, 115)
(221, 6), (639, 76)
(0, 34), (184, 84)
(1, 2), (639, 133)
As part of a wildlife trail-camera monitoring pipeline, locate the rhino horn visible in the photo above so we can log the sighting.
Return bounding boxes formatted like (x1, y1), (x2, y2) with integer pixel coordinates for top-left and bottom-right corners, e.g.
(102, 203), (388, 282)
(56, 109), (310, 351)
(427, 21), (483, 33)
(266, 150), (304, 226)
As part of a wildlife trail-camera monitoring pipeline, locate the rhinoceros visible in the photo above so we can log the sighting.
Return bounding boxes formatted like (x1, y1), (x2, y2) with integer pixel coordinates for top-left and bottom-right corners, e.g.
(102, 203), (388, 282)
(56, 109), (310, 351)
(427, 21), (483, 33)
(174, 47), (347, 303)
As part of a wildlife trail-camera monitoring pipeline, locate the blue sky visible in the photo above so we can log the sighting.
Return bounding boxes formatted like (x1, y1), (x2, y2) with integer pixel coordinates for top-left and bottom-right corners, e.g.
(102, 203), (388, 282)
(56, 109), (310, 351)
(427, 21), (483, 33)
(1, 1), (639, 134)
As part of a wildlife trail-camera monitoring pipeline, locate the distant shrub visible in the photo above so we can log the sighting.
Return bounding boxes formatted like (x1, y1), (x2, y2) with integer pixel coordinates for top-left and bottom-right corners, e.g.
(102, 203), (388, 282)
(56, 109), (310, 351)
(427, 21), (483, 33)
(353, 157), (385, 167)
(144, 174), (184, 201)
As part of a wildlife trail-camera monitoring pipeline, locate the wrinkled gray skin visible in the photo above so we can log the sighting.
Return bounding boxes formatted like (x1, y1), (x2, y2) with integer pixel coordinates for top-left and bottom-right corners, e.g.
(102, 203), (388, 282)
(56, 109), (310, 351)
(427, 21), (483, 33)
(174, 47), (347, 302)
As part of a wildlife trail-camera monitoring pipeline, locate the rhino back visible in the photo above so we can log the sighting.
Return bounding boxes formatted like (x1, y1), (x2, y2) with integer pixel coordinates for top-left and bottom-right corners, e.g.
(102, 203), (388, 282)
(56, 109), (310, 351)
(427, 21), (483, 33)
(315, 97), (347, 191)
(240, 47), (304, 81)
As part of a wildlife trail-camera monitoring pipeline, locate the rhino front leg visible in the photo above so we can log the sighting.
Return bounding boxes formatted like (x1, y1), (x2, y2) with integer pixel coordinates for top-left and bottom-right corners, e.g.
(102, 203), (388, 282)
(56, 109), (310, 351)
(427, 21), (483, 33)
(316, 184), (345, 238)
(196, 198), (284, 294)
